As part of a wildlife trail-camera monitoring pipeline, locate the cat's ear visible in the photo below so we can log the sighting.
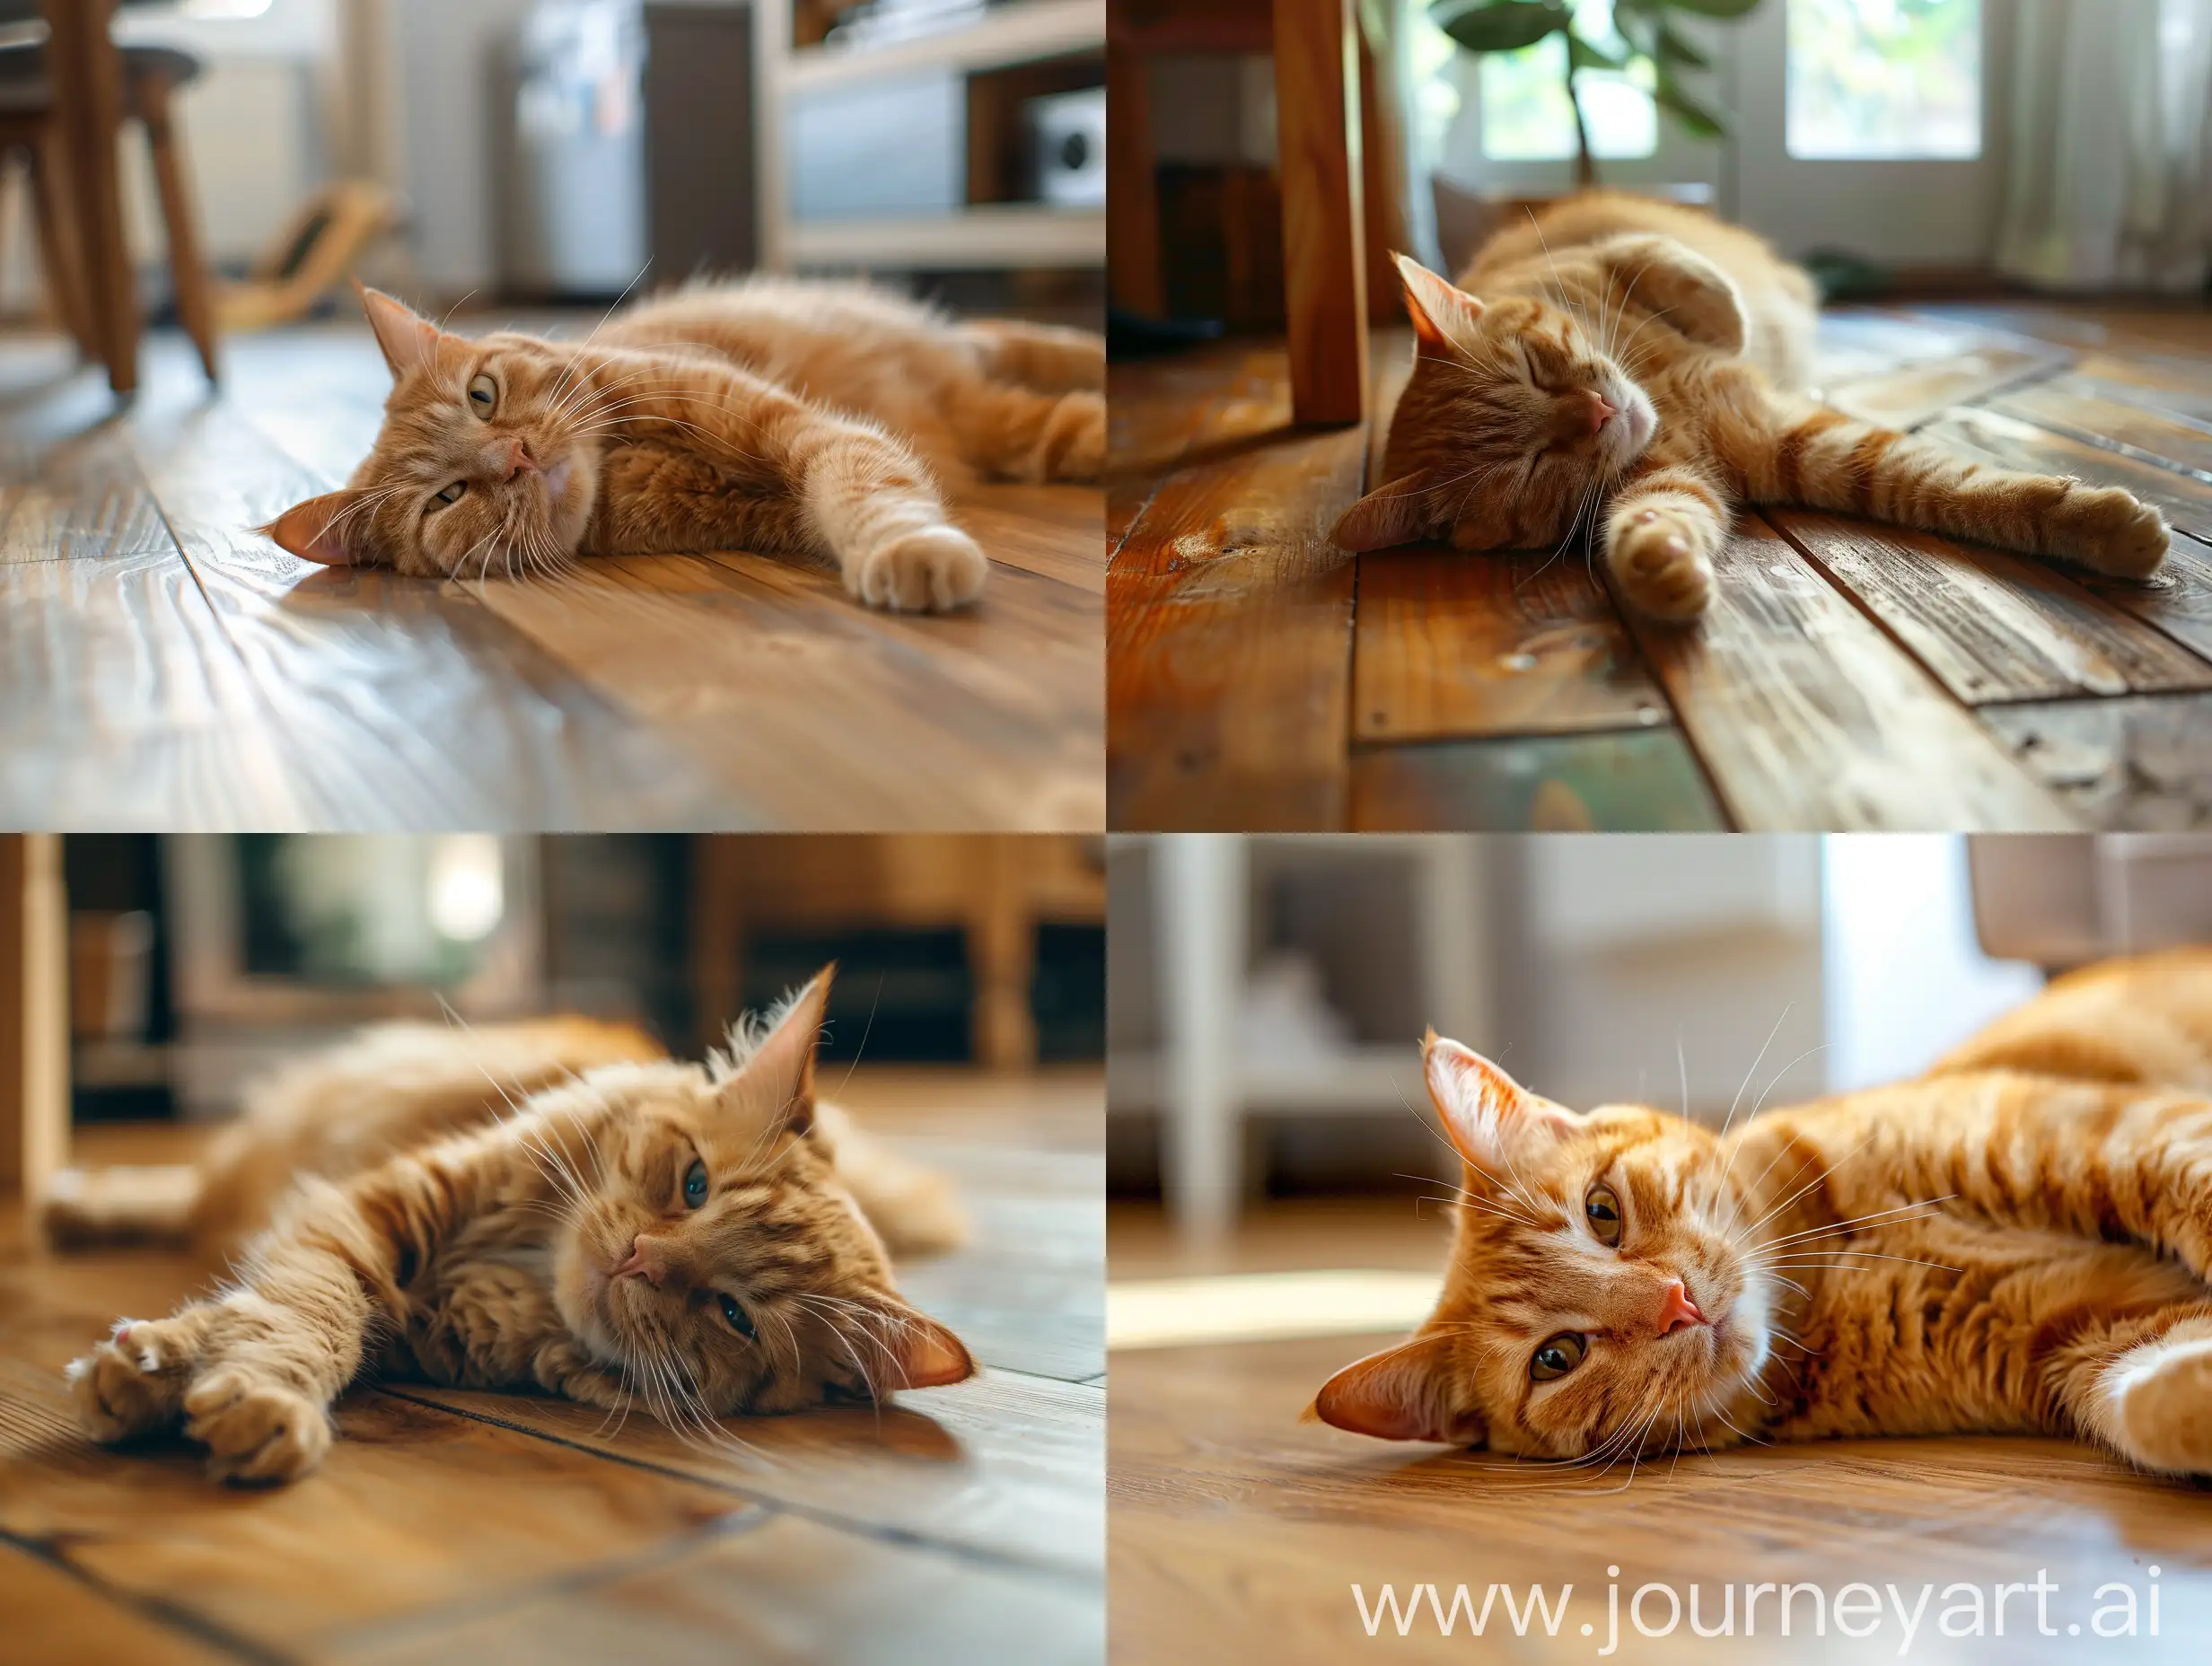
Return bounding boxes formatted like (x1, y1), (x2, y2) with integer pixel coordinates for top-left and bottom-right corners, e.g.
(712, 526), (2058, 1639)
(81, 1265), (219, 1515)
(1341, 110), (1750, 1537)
(262, 490), (370, 566)
(1307, 1335), (1485, 1445)
(721, 963), (833, 1138)
(1392, 252), (1484, 362)
(1423, 1031), (1580, 1172)
(1333, 471), (1434, 553)
(358, 285), (446, 378)
(865, 1294), (976, 1391)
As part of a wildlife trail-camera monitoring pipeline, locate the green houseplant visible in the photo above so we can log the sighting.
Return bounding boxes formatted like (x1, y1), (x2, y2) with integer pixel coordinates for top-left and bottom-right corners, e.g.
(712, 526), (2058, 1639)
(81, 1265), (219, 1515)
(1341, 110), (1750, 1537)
(1429, 0), (1764, 187)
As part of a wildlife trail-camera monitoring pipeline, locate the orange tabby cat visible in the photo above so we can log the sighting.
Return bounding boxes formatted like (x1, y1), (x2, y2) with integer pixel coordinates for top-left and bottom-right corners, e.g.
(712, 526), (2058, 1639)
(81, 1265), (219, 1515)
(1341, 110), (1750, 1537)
(1312, 951), (2212, 1478)
(1338, 192), (2168, 621)
(263, 280), (1104, 610)
(59, 969), (974, 1485)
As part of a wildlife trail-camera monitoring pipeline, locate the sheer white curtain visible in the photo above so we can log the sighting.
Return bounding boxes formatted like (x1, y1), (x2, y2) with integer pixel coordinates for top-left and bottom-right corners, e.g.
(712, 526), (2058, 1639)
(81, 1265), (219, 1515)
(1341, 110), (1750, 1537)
(1997, 0), (2212, 292)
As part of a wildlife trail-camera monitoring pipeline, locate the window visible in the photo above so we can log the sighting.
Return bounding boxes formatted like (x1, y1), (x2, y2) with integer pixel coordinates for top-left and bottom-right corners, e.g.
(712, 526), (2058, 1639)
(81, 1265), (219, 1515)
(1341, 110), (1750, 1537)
(1785, 0), (1981, 160)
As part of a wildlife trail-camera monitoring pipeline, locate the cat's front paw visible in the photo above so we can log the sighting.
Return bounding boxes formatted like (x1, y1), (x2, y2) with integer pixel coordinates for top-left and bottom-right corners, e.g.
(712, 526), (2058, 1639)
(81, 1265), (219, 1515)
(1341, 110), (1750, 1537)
(67, 1317), (194, 1442)
(2055, 487), (2167, 580)
(183, 1366), (331, 1485)
(2114, 1334), (2212, 1475)
(1607, 507), (1716, 622)
(853, 525), (988, 612)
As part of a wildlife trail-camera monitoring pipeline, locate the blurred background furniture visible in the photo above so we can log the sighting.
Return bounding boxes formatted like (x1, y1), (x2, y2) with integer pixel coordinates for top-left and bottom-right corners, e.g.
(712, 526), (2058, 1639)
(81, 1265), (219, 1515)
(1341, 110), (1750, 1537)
(1111, 834), (2076, 1241)
(1968, 836), (2212, 966)
(25, 835), (1103, 1145)
(695, 834), (1106, 1073)
(8, 0), (219, 391)
(0, 836), (66, 1211)
(755, 0), (1105, 277)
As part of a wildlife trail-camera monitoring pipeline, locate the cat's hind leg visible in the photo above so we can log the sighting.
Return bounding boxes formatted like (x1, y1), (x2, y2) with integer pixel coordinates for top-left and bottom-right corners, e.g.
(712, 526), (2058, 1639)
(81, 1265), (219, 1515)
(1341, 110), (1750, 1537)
(959, 319), (1105, 392)
(1742, 405), (2168, 579)
(1601, 467), (1733, 622)
(947, 380), (1103, 485)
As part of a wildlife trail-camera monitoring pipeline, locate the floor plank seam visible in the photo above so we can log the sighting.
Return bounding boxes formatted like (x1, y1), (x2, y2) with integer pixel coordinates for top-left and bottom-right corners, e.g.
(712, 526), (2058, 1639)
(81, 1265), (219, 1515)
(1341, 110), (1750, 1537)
(313, 1499), (781, 1660)
(0, 1528), (289, 1666)
(1892, 357), (2076, 434)
(1994, 409), (2212, 489)
(373, 1386), (1102, 1588)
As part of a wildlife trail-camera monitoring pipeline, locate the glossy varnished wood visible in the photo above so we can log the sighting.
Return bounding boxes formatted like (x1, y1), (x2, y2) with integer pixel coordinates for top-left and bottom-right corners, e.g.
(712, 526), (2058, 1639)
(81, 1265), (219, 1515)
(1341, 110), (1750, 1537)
(1109, 301), (2212, 829)
(0, 1072), (1104, 1663)
(0, 324), (1103, 831)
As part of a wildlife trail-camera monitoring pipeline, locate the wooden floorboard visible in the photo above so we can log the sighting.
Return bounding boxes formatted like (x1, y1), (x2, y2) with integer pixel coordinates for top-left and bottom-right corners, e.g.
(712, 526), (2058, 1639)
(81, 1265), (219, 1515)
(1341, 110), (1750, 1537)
(0, 326), (1102, 832)
(1767, 508), (2212, 704)
(1108, 301), (2212, 830)
(0, 1078), (1102, 1663)
(1107, 342), (1363, 830)
(1108, 1198), (2212, 1663)
(1628, 518), (2077, 829)
(1983, 691), (2212, 829)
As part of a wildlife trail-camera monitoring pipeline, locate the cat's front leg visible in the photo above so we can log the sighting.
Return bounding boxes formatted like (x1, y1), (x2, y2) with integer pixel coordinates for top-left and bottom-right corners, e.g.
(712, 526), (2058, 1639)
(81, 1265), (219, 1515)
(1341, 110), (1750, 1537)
(532, 1338), (631, 1412)
(66, 1307), (218, 1442)
(1602, 468), (1732, 621)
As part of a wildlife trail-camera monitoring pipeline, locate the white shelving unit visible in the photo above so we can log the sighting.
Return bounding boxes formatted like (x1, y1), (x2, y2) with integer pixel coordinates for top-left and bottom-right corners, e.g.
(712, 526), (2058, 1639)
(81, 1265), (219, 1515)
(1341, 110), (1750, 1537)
(1119, 837), (1494, 1242)
(754, 0), (1106, 274)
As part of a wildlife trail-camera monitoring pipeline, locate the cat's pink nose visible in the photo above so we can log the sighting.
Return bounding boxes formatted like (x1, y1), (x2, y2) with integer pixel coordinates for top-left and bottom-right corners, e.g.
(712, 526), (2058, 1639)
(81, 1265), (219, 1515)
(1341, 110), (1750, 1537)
(496, 437), (538, 480)
(614, 1237), (663, 1286)
(1584, 391), (1618, 434)
(1657, 1280), (1707, 1335)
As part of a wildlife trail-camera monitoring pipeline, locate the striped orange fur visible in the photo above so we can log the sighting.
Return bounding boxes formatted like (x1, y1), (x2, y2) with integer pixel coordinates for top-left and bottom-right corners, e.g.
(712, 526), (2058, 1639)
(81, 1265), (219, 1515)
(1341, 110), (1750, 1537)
(1337, 191), (2168, 622)
(61, 970), (972, 1485)
(260, 280), (1104, 611)
(1312, 951), (2212, 1478)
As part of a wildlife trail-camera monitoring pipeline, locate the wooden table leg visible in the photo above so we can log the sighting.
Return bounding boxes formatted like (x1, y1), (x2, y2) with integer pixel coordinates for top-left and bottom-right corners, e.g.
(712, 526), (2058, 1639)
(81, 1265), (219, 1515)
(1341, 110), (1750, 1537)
(1271, 0), (1368, 426)
(43, 0), (135, 396)
(0, 836), (70, 1215)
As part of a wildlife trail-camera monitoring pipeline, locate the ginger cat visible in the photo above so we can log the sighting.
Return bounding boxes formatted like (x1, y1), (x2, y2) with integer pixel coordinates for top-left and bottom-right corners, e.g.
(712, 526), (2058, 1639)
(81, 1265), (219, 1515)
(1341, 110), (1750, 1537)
(263, 280), (1104, 611)
(58, 969), (974, 1485)
(1338, 192), (2169, 621)
(1312, 951), (2212, 1479)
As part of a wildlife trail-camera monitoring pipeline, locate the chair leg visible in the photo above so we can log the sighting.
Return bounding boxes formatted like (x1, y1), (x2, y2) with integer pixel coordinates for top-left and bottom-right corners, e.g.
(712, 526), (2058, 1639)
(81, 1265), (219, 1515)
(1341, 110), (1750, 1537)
(1270, 0), (1368, 426)
(138, 77), (219, 382)
(24, 138), (98, 362)
(46, 0), (136, 395)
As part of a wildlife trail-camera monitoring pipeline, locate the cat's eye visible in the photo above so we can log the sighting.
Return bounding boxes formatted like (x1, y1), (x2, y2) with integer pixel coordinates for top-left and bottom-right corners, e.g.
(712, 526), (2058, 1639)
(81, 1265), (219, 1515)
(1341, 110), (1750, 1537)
(432, 481), (466, 506)
(1584, 1183), (1622, 1247)
(1530, 1332), (1586, 1382)
(717, 1293), (755, 1338)
(681, 1158), (709, 1209)
(467, 373), (496, 416)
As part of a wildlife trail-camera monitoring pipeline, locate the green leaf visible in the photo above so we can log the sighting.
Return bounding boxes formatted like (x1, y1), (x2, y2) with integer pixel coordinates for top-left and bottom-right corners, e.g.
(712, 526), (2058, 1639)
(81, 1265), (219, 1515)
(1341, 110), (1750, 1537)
(1429, 0), (1571, 55)
(1653, 73), (1731, 138)
(1655, 0), (1764, 18)
(1567, 31), (1630, 71)
(1653, 19), (1712, 68)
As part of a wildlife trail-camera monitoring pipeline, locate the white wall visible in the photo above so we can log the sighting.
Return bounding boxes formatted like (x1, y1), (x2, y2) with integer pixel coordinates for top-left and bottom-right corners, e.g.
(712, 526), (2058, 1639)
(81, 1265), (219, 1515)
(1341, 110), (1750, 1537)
(1821, 836), (2045, 1092)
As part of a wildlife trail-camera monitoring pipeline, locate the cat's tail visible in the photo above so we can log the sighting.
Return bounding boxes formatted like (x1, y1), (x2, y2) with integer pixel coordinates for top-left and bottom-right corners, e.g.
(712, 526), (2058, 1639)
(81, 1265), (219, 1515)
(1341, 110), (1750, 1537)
(960, 319), (1105, 392)
(816, 1100), (970, 1260)
(40, 1163), (203, 1248)
(1737, 400), (2169, 579)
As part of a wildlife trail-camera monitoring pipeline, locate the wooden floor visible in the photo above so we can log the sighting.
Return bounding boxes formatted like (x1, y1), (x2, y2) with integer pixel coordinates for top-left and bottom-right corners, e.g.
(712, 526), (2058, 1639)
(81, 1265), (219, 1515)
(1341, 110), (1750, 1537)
(0, 1071), (1104, 1665)
(1109, 1198), (2212, 1663)
(0, 324), (1103, 832)
(1109, 302), (2212, 830)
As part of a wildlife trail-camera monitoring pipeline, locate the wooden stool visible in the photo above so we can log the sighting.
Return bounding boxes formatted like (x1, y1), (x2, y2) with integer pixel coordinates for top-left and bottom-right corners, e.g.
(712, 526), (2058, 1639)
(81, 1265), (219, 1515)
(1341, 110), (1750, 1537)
(0, 40), (219, 385)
